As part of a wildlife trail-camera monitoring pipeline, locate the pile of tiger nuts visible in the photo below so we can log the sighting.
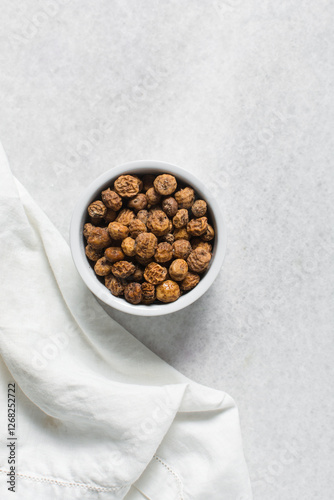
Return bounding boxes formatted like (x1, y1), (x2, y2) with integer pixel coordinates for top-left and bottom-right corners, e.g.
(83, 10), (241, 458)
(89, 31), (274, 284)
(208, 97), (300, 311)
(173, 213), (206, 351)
(83, 173), (215, 305)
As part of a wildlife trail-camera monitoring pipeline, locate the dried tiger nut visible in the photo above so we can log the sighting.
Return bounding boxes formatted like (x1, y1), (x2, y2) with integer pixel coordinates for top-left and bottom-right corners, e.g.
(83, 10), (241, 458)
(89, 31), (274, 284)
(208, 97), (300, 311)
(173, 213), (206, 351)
(175, 187), (195, 209)
(104, 246), (125, 263)
(89, 216), (104, 226)
(173, 209), (189, 229)
(169, 259), (188, 281)
(114, 175), (141, 197)
(156, 280), (181, 303)
(180, 272), (200, 291)
(137, 209), (149, 225)
(144, 262), (168, 285)
(192, 200), (207, 218)
(187, 216), (208, 237)
(124, 282), (142, 304)
(136, 255), (154, 266)
(131, 266), (144, 283)
(116, 208), (136, 226)
(202, 224), (215, 241)
(187, 247), (212, 273)
(135, 232), (158, 259)
(142, 174), (155, 192)
(85, 244), (103, 262)
(146, 187), (161, 206)
(162, 197), (178, 217)
(172, 239), (192, 259)
(105, 275), (125, 297)
(121, 237), (136, 257)
(101, 188), (122, 211)
(147, 209), (170, 236)
(94, 257), (113, 276)
(129, 219), (147, 239)
(83, 223), (95, 239)
(88, 200), (107, 219)
(155, 242), (173, 263)
(88, 227), (112, 249)
(153, 174), (177, 196)
(133, 175), (143, 192)
(191, 239), (212, 253)
(127, 193), (148, 211)
(112, 261), (136, 279)
(141, 282), (156, 304)
(108, 222), (129, 240)
(173, 227), (190, 241)
(104, 208), (117, 224)
(161, 233), (175, 245)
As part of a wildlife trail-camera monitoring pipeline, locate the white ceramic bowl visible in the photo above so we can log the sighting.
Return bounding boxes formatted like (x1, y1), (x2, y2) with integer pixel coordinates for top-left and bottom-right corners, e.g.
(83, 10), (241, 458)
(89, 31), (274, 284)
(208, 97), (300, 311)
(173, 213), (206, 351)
(70, 160), (226, 316)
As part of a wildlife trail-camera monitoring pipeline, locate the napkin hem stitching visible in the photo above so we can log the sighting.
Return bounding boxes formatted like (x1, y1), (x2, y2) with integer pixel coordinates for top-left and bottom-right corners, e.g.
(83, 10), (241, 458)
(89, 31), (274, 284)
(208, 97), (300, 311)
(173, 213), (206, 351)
(153, 455), (184, 499)
(0, 468), (126, 492)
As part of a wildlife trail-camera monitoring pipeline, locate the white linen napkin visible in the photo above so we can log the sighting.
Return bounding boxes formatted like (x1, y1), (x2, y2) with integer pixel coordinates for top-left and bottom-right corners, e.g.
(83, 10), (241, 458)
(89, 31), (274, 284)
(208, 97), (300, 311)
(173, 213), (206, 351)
(0, 142), (252, 500)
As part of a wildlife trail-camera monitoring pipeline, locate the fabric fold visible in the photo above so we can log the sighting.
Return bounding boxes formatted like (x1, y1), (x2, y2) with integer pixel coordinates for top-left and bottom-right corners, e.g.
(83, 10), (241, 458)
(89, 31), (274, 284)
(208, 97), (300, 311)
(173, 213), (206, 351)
(0, 142), (252, 500)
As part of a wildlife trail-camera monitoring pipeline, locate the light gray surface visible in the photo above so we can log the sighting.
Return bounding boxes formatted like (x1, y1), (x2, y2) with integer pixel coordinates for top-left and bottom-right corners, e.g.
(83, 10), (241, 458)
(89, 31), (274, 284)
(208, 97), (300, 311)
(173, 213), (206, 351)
(1, 1), (333, 498)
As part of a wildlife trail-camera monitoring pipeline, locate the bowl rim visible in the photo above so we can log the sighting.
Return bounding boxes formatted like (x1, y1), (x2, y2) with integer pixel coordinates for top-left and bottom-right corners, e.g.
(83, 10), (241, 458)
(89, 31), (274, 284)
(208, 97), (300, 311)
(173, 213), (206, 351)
(70, 160), (226, 316)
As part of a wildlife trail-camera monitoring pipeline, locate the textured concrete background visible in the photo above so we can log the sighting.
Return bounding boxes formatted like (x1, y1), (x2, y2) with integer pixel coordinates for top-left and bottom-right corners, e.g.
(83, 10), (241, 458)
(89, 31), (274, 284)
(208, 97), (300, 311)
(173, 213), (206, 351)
(1, 0), (333, 498)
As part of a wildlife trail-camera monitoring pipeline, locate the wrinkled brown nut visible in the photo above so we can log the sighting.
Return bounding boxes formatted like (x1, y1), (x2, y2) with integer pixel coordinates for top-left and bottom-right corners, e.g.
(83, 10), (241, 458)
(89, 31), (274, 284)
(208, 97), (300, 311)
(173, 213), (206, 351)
(147, 209), (170, 236)
(116, 208), (136, 226)
(146, 187), (161, 206)
(172, 239), (192, 259)
(144, 262), (168, 285)
(83, 223), (95, 239)
(101, 188), (122, 211)
(180, 272), (200, 291)
(175, 187), (195, 209)
(108, 222), (129, 240)
(89, 216), (104, 226)
(136, 255), (154, 266)
(187, 247), (212, 273)
(202, 224), (215, 241)
(87, 227), (112, 249)
(156, 280), (180, 303)
(127, 193), (148, 211)
(94, 257), (113, 276)
(162, 197), (178, 217)
(142, 174), (155, 192)
(137, 209), (149, 225)
(114, 175), (141, 197)
(192, 200), (207, 217)
(85, 244), (103, 261)
(173, 209), (189, 229)
(88, 200), (107, 219)
(124, 282), (142, 304)
(191, 239), (212, 253)
(104, 208), (117, 224)
(173, 227), (190, 241)
(129, 219), (147, 239)
(131, 266), (144, 282)
(105, 275), (125, 296)
(104, 246), (125, 263)
(153, 174), (177, 196)
(135, 232), (158, 259)
(141, 282), (156, 304)
(161, 233), (175, 245)
(187, 216), (208, 237)
(169, 259), (188, 281)
(155, 242), (173, 263)
(133, 175), (143, 192)
(121, 237), (136, 257)
(112, 261), (136, 279)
